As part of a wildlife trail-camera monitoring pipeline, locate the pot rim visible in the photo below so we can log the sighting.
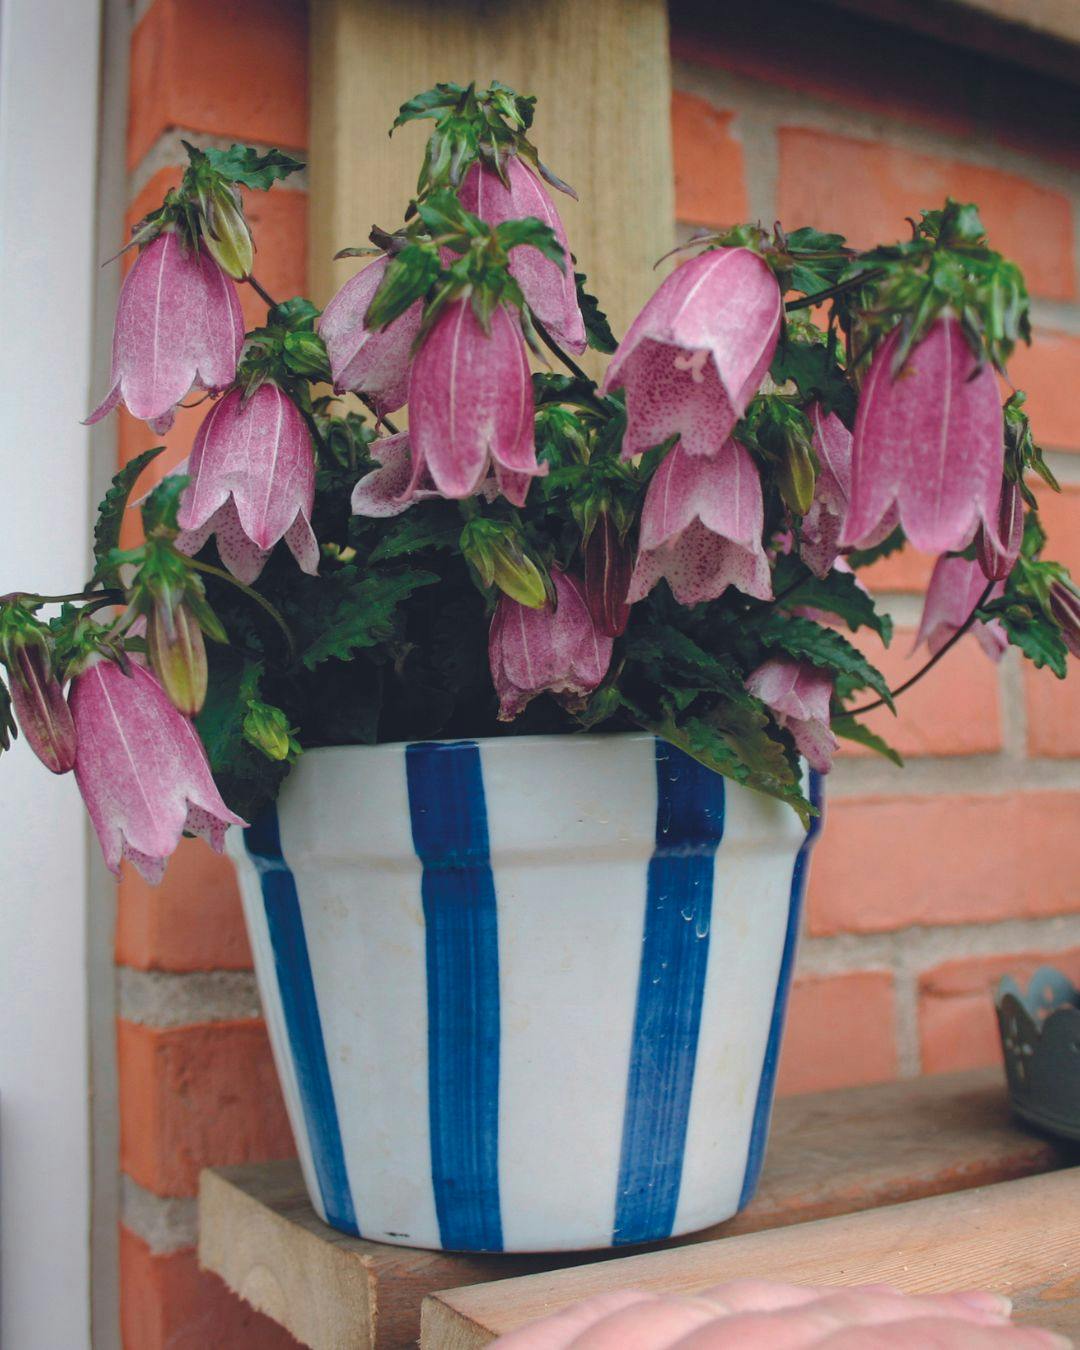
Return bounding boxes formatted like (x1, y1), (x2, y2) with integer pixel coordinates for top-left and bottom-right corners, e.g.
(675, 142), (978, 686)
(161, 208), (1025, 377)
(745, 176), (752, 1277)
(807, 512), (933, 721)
(297, 729), (661, 761)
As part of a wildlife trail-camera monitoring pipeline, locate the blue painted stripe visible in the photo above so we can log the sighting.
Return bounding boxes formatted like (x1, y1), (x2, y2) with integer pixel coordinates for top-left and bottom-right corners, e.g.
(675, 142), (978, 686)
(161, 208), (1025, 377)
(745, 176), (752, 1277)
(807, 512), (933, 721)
(737, 771), (825, 1211)
(243, 809), (359, 1235)
(405, 741), (503, 1252)
(613, 739), (726, 1246)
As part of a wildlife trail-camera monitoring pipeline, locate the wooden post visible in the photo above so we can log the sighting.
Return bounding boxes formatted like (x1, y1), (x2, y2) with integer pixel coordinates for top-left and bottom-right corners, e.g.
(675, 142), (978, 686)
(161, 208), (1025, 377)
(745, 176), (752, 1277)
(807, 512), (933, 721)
(308, 0), (674, 355)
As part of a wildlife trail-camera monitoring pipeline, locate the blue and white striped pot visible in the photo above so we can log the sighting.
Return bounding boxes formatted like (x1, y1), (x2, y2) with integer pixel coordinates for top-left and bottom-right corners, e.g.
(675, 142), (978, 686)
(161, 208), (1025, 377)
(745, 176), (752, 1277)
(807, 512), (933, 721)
(227, 733), (822, 1253)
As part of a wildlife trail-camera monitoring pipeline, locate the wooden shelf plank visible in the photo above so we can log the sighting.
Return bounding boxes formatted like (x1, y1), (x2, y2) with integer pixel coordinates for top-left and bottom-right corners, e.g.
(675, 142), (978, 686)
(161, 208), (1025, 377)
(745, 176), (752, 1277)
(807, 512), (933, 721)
(198, 1068), (1079, 1349)
(424, 1168), (1080, 1348)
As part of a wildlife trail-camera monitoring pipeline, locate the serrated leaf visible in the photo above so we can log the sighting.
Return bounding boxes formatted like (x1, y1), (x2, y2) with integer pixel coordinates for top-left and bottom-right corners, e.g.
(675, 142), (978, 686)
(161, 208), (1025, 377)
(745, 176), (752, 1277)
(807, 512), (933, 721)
(392, 83), (466, 129)
(998, 608), (1069, 678)
(364, 243), (440, 330)
(495, 218), (565, 269)
(759, 614), (894, 709)
(92, 446), (166, 581)
(773, 559), (892, 641)
(831, 715), (904, 766)
(576, 272), (617, 353)
(201, 145), (305, 190)
(367, 517), (462, 563)
(301, 570), (438, 669)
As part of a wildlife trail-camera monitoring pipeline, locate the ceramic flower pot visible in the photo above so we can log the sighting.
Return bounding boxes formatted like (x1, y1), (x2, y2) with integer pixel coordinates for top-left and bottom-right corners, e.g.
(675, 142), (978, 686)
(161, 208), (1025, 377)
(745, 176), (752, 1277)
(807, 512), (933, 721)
(227, 733), (822, 1253)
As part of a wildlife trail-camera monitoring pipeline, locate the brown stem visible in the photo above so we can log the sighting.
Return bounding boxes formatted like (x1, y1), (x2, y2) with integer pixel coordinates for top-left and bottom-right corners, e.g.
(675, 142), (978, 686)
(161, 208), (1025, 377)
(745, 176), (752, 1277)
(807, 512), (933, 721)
(845, 580), (996, 715)
(246, 273), (278, 309)
(357, 394), (400, 436)
(784, 268), (886, 313)
(532, 316), (593, 384)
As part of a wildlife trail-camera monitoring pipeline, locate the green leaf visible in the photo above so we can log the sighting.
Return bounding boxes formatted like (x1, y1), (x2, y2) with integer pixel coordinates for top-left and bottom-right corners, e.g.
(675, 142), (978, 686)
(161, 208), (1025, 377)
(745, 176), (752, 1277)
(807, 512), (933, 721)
(392, 83), (466, 130)
(494, 218), (566, 270)
(364, 243), (440, 330)
(92, 446), (166, 581)
(367, 516), (462, 563)
(301, 569), (438, 669)
(576, 272), (617, 353)
(831, 715), (904, 767)
(773, 559), (893, 642)
(759, 614), (895, 710)
(997, 607), (1069, 678)
(198, 145), (305, 190)
(141, 474), (189, 534)
(196, 654), (290, 821)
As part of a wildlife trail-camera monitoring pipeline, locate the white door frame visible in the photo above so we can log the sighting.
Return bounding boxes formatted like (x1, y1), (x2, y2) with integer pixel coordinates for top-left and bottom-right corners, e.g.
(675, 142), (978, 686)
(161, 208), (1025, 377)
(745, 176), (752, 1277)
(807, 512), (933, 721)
(0, 0), (105, 1344)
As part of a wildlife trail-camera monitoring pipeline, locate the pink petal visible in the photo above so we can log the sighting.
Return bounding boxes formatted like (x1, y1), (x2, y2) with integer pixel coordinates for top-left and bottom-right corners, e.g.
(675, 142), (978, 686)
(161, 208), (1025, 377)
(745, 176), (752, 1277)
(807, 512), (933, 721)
(318, 256), (422, 415)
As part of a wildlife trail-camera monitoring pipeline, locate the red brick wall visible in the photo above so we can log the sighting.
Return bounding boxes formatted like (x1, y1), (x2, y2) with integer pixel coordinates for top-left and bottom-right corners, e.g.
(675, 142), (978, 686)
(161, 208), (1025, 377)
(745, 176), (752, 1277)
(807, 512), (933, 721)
(115, 1), (1080, 1342)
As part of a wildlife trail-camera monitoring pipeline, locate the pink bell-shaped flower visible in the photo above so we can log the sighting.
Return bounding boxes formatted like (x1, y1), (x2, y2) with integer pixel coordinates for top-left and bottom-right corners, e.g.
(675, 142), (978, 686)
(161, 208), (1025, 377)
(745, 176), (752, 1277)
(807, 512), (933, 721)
(70, 659), (244, 884)
(915, 555), (1006, 662)
(628, 440), (772, 605)
(349, 431), (517, 517)
(976, 478), (1024, 582)
(746, 656), (838, 773)
(489, 569), (612, 720)
(407, 298), (545, 507)
(318, 255), (423, 416)
(5, 636), (77, 774)
(176, 383), (319, 585)
(602, 247), (781, 460)
(841, 315), (1004, 554)
(458, 156), (586, 354)
(801, 404), (853, 578)
(87, 232), (244, 434)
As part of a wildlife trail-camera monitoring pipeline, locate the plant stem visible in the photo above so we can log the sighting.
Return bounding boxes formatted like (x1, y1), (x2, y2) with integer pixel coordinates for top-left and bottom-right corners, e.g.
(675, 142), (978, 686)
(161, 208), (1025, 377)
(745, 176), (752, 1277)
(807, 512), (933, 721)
(785, 268), (886, 313)
(185, 558), (297, 663)
(16, 589), (124, 607)
(845, 580), (996, 715)
(247, 273), (278, 309)
(532, 317), (593, 383)
(357, 393), (400, 436)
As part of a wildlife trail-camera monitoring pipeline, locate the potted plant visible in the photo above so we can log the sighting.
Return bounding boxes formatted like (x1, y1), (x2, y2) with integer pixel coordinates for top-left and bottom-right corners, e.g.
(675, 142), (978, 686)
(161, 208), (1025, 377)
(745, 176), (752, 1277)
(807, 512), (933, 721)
(2, 82), (1074, 1254)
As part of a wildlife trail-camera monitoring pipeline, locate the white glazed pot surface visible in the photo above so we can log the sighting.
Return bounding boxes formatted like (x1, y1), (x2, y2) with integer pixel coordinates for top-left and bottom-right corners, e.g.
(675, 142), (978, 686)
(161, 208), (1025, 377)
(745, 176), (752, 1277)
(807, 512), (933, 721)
(227, 732), (821, 1253)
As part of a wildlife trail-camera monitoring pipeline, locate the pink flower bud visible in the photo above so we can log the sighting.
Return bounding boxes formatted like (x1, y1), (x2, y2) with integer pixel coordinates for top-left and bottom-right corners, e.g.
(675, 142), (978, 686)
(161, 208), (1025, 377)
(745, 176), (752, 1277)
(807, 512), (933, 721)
(407, 299), (546, 507)
(800, 404), (853, 578)
(176, 383), (318, 585)
(746, 656), (838, 773)
(318, 256), (423, 416)
(583, 513), (633, 637)
(1049, 580), (1080, 659)
(458, 157), (586, 354)
(70, 660), (244, 884)
(976, 478), (1024, 581)
(841, 315), (1004, 554)
(6, 637), (77, 774)
(629, 440), (772, 605)
(602, 247), (781, 459)
(915, 555), (1006, 662)
(489, 569), (612, 720)
(147, 599), (208, 716)
(87, 232), (244, 434)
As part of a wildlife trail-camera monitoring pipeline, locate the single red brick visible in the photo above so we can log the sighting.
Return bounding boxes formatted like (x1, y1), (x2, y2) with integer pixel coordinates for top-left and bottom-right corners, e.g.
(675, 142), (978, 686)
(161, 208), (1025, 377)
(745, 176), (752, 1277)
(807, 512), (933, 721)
(808, 793), (1080, 936)
(119, 1227), (300, 1350)
(118, 1019), (294, 1197)
(1009, 332), (1080, 452)
(128, 0), (307, 171)
(1024, 659), (1080, 758)
(777, 129), (1075, 301)
(840, 625), (1001, 760)
(856, 547), (935, 595)
(918, 947), (1080, 1075)
(117, 837), (252, 972)
(671, 91), (748, 227)
(777, 971), (898, 1096)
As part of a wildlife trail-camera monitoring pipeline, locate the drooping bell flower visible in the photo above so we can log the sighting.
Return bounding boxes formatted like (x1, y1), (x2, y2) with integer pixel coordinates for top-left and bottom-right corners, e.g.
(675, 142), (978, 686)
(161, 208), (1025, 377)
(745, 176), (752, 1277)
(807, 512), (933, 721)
(176, 383), (318, 585)
(841, 315), (1004, 554)
(69, 659), (244, 884)
(602, 247), (782, 460)
(801, 404), (853, 578)
(2, 630), (77, 774)
(915, 555), (1006, 662)
(458, 156), (586, 354)
(87, 232), (244, 434)
(489, 569), (612, 720)
(1048, 580), (1080, 659)
(976, 478), (1024, 582)
(746, 656), (839, 773)
(318, 256), (423, 416)
(407, 299), (546, 507)
(350, 432), (528, 517)
(583, 513), (633, 637)
(628, 440), (772, 605)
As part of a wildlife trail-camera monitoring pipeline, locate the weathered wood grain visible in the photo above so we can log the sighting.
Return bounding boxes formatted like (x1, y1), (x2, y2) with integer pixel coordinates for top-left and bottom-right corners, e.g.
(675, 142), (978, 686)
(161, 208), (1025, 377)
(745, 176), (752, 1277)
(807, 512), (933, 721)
(197, 1068), (1078, 1348)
